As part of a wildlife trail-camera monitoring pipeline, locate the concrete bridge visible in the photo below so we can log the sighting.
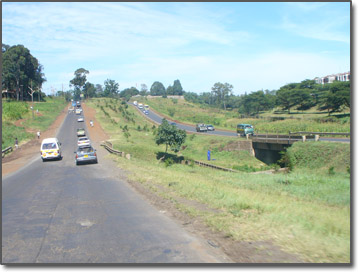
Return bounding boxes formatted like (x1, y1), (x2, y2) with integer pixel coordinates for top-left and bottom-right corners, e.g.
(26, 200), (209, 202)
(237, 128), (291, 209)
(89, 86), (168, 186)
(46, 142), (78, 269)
(250, 134), (317, 165)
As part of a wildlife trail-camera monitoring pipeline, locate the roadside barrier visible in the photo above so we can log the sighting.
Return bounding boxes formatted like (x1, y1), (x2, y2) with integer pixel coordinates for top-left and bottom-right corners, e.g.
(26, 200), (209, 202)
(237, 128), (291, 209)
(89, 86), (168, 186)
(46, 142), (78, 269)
(100, 141), (130, 159)
(2, 146), (13, 158)
(191, 159), (239, 173)
(289, 131), (350, 137)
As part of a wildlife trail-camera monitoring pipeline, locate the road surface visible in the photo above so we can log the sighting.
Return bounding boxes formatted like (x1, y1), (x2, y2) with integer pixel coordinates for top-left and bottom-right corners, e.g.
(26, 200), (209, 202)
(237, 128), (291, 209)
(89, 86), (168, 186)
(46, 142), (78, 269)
(132, 104), (350, 143)
(2, 110), (231, 263)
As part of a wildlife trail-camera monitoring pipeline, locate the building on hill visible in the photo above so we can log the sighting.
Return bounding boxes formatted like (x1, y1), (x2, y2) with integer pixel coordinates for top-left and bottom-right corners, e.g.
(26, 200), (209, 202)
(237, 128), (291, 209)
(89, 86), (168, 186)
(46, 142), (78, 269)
(314, 71), (350, 85)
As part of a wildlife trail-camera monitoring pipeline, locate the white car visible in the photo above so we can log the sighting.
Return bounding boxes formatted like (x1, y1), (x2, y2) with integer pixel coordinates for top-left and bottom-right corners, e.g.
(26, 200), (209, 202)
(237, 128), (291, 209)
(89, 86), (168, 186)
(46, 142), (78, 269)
(77, 116), (84, 122)
(40, 138), (62, 161)
(77, 136), (91, 146)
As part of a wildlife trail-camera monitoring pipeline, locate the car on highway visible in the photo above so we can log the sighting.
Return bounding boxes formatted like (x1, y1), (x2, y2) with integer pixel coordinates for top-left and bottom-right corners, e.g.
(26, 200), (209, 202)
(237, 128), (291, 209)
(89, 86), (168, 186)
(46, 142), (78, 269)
(206, 124), (215, 131)
(237, 124), (254, 136)
(77, 128), (86, 137)
(196, 123), (207, 132)
(133, 101), (138, 106)
(74, 145), (98, 165)
(144, 110), (149, 115)
(75, 108), (81, 114)
(77, 136), (91, 146)
(40, 138), (62, 161)
(77, 116), (84, 122)
(170, 122), (177, 126)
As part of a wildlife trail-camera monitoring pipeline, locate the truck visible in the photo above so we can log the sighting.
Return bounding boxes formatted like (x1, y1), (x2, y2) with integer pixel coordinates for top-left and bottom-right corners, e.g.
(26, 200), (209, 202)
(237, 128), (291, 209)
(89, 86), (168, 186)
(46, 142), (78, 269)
(237, 124), (254, 136)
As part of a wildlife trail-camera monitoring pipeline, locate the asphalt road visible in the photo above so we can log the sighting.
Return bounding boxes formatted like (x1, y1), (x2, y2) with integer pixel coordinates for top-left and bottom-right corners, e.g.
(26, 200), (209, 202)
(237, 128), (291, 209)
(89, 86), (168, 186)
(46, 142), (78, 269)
(2, 111), (230, 263)
(133, 104), (350, 143)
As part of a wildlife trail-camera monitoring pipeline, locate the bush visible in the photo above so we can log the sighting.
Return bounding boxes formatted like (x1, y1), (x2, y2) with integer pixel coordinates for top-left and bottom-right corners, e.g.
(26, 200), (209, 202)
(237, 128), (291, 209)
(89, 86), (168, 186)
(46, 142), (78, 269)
(164, 157), (174, 167)
(328, 166), (335, 176)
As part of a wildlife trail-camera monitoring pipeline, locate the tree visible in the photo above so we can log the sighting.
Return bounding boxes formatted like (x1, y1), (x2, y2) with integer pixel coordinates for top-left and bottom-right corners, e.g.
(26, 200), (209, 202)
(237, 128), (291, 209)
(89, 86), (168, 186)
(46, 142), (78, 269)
(211, 82), (233, 110)
(276, 86), (300, 114)
(150, 81), (166, 96)
(140, 84), (148, 96)
(69, 68), (89, 99)
(155, 119), (186, 153)
(2, 44), (46, 101)
(319, 81), (350, 115)
(83, 82), (96, 98)
(120, 87), (139, 101)
(172, 79), (184, 95)
(166, 85), (174, 95)
(103, 79), (119, 97)
(95, 84), (104, 97)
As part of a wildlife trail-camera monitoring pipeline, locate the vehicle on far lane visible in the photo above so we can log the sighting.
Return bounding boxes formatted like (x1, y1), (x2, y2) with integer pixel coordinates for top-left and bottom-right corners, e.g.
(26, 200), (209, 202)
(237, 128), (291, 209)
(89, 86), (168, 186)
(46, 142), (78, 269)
(206, 124), (215, 131)
(74, 145), (98, 165)
(237, 124), (254, 136)
(196, 124), (207, 132)
(77, 116), (84, 122)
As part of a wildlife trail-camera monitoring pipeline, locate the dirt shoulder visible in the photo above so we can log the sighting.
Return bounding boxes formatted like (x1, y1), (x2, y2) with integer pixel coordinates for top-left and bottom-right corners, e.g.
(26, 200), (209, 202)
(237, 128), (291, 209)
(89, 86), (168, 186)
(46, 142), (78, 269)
(2, 100), (302, 263)
(2, 106), (68, 177)
(83, 102), (302, 263)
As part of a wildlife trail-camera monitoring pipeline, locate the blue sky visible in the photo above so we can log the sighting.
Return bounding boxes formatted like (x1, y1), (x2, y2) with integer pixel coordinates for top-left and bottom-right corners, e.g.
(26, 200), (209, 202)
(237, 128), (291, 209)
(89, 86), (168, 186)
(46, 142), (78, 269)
(2, 2), (350, 95)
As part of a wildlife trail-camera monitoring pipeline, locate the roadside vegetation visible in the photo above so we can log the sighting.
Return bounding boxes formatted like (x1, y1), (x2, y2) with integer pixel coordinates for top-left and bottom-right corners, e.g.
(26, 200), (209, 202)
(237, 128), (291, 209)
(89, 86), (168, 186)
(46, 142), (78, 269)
(132, 97), (350, 134)
(2, 97), (67, 149)
(87, 97), (350, 263)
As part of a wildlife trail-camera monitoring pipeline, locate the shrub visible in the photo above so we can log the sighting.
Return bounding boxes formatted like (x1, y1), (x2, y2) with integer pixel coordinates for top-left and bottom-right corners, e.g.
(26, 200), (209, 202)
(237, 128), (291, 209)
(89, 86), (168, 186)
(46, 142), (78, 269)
(164, 157), (174, 167)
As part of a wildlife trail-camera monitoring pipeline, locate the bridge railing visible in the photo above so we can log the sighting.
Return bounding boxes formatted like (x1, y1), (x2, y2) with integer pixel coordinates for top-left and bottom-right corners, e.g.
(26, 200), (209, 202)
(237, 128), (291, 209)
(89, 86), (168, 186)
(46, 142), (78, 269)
(289, 131), (350, 137)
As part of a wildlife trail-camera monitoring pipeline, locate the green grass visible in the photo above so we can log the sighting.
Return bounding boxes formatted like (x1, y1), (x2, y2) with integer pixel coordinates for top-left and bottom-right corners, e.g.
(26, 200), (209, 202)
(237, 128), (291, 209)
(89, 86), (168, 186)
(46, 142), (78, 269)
(87, 97), (350, 263)
(132, 97), (350, 134)
(22, 98), (68, 131)
(2, 97), (67, 149)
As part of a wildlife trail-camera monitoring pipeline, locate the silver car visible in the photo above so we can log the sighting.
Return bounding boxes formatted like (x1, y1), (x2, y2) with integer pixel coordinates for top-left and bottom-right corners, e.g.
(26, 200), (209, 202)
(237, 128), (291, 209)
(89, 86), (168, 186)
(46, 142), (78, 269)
(74, 145), (98, 165)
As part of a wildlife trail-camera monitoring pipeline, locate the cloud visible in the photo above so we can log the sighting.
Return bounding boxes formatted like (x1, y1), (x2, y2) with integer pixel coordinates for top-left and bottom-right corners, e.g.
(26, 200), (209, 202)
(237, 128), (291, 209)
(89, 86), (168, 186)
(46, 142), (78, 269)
(279, 2), (350, 43)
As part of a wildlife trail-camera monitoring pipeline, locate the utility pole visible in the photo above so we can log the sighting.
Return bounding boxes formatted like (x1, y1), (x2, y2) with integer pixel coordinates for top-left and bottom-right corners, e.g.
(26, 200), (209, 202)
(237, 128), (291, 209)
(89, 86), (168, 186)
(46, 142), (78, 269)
(28, 81), (36, 119)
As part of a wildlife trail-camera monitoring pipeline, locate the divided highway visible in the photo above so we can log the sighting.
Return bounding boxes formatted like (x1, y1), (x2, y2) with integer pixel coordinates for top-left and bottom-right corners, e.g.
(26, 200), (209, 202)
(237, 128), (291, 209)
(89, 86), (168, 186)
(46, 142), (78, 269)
(2, 110), (230, 263)
(132, 103), (350, 143)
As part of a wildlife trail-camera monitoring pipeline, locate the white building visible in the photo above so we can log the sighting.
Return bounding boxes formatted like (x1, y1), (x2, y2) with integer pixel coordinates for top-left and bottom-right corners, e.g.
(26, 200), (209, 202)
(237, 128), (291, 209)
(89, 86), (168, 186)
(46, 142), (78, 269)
(314, 71), (350, 85)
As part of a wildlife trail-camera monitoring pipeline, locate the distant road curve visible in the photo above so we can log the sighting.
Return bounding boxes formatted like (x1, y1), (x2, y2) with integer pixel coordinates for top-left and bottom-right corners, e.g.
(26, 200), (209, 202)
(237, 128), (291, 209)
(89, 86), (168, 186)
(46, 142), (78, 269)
(129, 103), (350, 143)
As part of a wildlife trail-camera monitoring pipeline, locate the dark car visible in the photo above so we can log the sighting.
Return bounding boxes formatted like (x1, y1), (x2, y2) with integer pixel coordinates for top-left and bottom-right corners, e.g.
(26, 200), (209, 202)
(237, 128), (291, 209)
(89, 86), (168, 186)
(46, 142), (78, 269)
(74, 145), (98, 165)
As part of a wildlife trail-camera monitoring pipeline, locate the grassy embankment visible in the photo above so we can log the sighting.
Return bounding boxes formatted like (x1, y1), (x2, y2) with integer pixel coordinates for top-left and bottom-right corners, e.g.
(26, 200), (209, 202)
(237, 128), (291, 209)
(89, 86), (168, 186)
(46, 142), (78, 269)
(133, 97), (350, 134)
(87, 97), (350, 263)
(2, 97), (67, 149)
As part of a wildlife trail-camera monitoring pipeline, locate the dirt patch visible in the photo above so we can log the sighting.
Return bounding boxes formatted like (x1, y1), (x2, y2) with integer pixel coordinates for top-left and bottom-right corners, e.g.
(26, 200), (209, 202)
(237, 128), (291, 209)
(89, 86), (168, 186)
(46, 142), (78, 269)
(2, 105), (69, 177)
(80, 102), (109, 144)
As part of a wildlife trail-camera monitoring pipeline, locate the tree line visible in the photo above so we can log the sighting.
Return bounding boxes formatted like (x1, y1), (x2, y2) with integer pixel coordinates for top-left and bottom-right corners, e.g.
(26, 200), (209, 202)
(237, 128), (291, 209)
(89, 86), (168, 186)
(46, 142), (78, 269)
(184, 80), (350, 116)
(2, 43), (350, 116)
(2, 44), (46, 101)
(61, 68), (353, 116)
